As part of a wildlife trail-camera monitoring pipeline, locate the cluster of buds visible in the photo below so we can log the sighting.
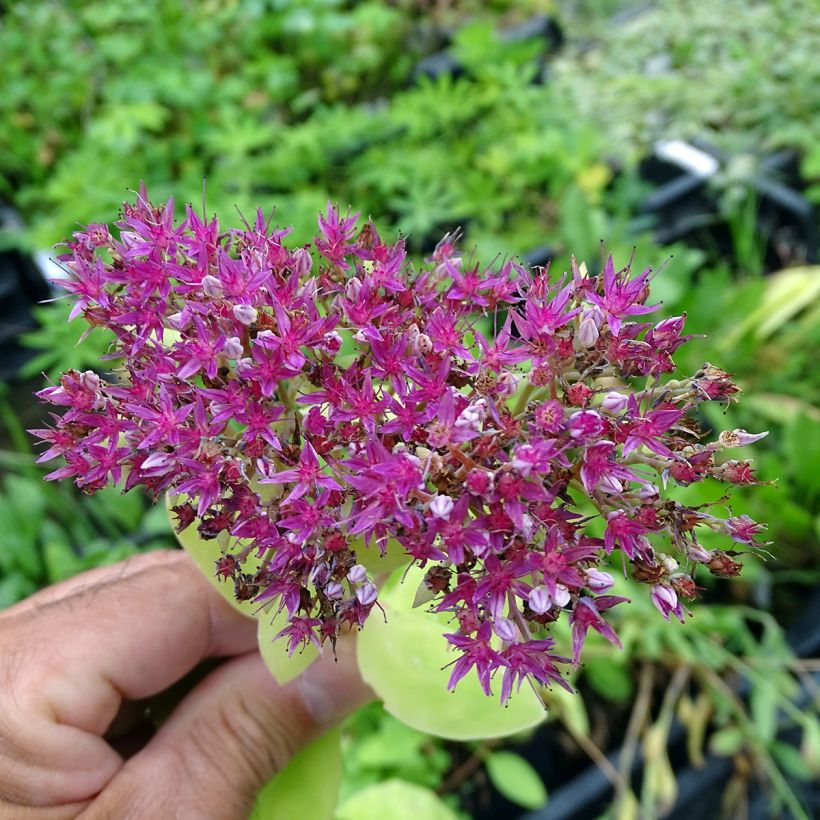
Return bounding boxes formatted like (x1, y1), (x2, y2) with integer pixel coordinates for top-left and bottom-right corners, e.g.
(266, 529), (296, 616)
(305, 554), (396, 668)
(32, 187), (770, 702)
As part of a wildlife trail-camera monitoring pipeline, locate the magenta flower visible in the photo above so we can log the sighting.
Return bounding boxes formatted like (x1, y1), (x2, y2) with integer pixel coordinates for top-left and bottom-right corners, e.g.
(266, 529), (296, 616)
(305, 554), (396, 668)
(444, 621), (507, 697)
(259, 442), (342, 503)
(587, 255), (658, 335)
(33, 188), (771, 702)
(569, 596), (628, 664)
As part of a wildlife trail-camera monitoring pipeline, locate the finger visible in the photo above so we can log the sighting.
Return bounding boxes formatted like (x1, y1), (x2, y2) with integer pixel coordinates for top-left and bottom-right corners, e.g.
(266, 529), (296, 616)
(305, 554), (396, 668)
(88, 639), (373, 819)
(0, 549), (181, 621)
(0, 550), (258, 806)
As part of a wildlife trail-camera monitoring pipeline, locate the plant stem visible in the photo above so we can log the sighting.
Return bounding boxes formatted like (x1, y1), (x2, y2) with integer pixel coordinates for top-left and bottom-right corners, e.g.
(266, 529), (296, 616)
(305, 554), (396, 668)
(615, 661), (655, 812)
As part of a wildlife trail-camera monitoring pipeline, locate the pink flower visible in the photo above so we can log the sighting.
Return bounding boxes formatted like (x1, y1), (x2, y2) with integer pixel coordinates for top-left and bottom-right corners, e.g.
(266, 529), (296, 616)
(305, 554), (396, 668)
(650, 584), (685, 623)
(34, 188), (770, 695)
(587, 255), (658, 336)
(569, 596), (628, 664)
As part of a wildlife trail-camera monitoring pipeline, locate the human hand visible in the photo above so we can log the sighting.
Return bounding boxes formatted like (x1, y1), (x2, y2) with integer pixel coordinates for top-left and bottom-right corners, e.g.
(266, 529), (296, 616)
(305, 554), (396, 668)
(0, 550), (371, 819)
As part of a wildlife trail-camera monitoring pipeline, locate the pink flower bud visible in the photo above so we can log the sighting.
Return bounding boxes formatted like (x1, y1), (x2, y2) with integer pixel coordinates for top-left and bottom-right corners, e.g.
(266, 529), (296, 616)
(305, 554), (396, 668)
(528, 585), (552, 614)
(585, 569), (614, 592)
(345, 277), (362, 300)
(651, 584), (683, 621)
(429, 494), (454, 518)
(293, 246), (313, 277)
(347, 564), (368, 584)
(356, 582), (378, 606)
(201, 274), (224, 298)
(718, 429), (769, 448)
(553, 584), (571, 608)
(233, 304), (258, 325)
(493, 618), (519, 643)
(575, 309), (601, 350)
(141, 452), (174, 475)
(324, 581), (344, 600)
(568, 410), (604, 440)
(223, 336), (244, 359)
(415, 333), (433, 355)
(601, 391), (629, 413)
(496, 371), (519, 397)
(167, 310), (189, 330)
(320, 331), (343, 356)
(686, 542), (713, 563)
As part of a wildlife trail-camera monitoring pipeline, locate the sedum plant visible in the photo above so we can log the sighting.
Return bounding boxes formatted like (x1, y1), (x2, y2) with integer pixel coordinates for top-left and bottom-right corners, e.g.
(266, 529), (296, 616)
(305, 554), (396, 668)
(31, 188), (771, 757)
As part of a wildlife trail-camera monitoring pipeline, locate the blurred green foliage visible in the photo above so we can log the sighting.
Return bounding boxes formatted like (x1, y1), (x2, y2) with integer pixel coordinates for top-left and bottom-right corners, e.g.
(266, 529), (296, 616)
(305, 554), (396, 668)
(552, 0), (820, 166)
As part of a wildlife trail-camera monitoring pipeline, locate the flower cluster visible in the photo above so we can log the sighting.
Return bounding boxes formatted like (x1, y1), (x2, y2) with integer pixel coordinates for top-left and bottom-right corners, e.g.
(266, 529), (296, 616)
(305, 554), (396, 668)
(32, 187), (770, 701)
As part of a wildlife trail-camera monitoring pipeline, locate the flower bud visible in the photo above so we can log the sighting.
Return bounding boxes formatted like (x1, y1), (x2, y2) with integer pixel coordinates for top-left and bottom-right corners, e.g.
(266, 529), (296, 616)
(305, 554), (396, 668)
(493, 618), (519, 643)
(575, 309), (601, 350)
(568, 410), (603, 440)
(347, 564), (368, 584)
(601, 391), (629, 413)
(233, 304), (258, 325)
(415, 333), (433, 355)
(324, 581), (344, 600)
(167, 311), (187, 330)
(141, 451), (174, 475)
(519, 513), (534, 541)
(293, 247), (313, 277)
(202, 274), (224, 298)
(585, 569), (614, 592)
(78, 370), (100, 391)
(300, 277), (318, 301)
(553, 584), (571, 608)
(651, 584), (680, 620)
(223, 336), (244, 359)
(346, 277), (362, 300)
(718, 428), (769, 448)
(496, 371), (519, 397)
(429, 494), (454, 519)
(528, 585), (552, 614)
(356, 582), (378, 606)
(320, 331), (343, 356)
(686, 542), (713, 563)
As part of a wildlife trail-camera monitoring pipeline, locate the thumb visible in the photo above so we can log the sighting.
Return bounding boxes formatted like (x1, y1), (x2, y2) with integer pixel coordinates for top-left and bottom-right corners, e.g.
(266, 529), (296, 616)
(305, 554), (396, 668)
(88, 640), (371, 819)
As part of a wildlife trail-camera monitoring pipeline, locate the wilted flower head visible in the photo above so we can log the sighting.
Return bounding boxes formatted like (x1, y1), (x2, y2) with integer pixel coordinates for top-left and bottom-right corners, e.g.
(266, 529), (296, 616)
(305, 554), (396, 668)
(32, 186), (770, 702)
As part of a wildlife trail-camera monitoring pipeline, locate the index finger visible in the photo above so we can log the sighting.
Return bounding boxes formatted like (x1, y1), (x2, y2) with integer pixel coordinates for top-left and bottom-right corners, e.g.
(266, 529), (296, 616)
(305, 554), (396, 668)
(2, 549), (258, 735)
(0, 550), (260, 808)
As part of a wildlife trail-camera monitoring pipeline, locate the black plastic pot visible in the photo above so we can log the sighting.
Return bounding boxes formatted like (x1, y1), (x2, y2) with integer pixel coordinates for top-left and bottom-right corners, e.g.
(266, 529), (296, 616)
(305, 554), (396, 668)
(515, 586), (820, 820)
(639, 141), (818, 272)
(0, 207), (51, 381)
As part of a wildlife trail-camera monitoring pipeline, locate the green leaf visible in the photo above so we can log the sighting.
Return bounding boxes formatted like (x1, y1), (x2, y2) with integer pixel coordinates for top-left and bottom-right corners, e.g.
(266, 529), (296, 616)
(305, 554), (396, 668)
(583, 657), (634, 704)
(352, 536), (412, 578)
(709, 726), (745, 757)
(250, 728), (342, 820)
(485, 751), (547, 809)
(771, 740), (814, 782)
(336, 779), (458, 820)
(356, 564), (546, 740)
